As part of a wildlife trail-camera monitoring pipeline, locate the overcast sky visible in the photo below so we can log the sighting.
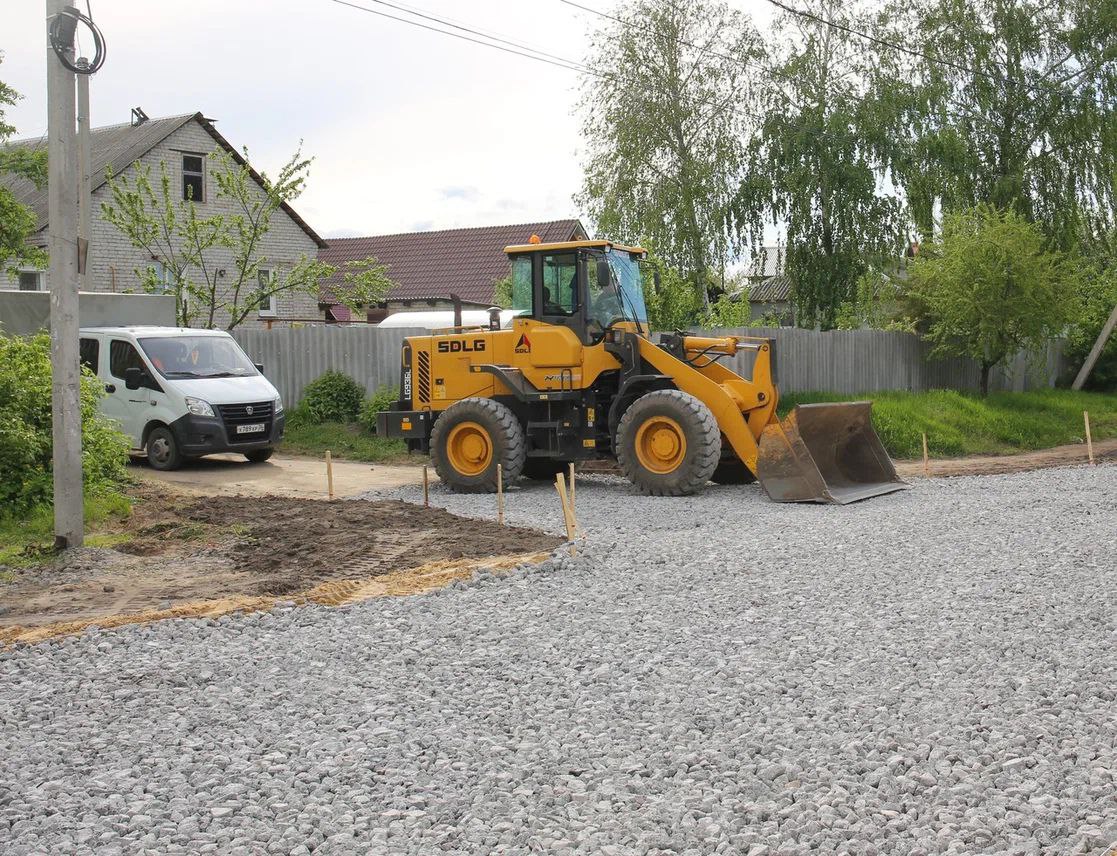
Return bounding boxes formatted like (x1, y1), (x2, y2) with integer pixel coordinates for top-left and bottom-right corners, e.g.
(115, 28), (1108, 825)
(3, 0), (773, 241)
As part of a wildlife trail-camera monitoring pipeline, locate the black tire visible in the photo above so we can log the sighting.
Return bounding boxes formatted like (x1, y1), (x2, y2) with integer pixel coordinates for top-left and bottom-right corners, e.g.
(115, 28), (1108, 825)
(710, 456), (757, 485)
(616, 390), (721, 496)
(146, 425), (183, 471)
(244, 448), (274, 464)
(522, 458), (569, 481)
(431, 398), (526, 493)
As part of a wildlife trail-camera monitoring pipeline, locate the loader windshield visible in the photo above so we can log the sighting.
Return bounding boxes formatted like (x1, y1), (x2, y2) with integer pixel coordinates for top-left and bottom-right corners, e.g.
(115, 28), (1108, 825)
(604, 251), (648, 325)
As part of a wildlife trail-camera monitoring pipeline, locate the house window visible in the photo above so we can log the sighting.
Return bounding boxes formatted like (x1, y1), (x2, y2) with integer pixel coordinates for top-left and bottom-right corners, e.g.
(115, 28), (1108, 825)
(18, 271), (42, 291)
(148, 261), (174, 294)
(182, 154), (205, 202)
(256, 269), (277, 317)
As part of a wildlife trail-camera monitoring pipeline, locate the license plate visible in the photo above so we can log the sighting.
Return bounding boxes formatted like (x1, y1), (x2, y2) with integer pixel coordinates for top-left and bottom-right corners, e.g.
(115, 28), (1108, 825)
(237, 423), (266, 434)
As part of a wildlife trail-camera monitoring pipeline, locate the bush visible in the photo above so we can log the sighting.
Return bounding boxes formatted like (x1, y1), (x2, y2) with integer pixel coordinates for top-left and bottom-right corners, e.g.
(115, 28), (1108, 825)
(1063, 263), (1117, 391)
(298, 371), (365, 423)
(0, 332), (129, 514)
(358, 385), (399, 433)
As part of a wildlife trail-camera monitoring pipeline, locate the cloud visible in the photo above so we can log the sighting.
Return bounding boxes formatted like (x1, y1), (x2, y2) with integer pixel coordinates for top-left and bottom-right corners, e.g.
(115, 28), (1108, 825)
(439, 186), (479, 201)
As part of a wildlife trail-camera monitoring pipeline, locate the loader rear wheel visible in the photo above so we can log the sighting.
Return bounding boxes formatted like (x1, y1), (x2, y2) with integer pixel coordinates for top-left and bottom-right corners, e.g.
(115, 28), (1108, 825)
(616, 390), (721, 496)
(431, 398), (525, 493)
(710, 457), (757, 485)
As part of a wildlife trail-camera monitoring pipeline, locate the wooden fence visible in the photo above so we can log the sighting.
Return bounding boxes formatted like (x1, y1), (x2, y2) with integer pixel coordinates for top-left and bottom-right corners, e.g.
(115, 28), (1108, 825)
(233, 324), (1067, 406)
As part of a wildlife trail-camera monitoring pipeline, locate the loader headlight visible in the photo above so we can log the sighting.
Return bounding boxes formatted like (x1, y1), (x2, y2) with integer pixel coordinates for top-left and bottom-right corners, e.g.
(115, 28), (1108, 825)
(185, 396), (215, 418)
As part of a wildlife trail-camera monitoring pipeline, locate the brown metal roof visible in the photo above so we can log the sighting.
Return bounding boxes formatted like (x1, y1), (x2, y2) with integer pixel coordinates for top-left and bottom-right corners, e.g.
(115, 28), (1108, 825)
(1, 112), (325, 248)
(318, 219), (586, 306)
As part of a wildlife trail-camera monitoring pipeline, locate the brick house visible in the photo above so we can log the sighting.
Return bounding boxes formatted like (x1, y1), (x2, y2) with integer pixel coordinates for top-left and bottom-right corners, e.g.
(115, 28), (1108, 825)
(2, 110), (326, 328)
(317, 219), (587, 322)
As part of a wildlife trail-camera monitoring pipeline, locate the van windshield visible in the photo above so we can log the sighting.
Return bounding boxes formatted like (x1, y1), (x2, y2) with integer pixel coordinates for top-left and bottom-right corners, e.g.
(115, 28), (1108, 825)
(139, 336), (258, 379)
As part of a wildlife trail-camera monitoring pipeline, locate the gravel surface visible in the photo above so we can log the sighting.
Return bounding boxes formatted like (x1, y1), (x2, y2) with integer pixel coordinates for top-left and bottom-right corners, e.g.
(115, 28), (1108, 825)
(2, 464), (1115, 855)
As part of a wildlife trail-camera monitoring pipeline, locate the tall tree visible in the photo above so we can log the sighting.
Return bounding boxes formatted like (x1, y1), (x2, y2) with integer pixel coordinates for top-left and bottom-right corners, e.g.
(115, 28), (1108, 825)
(578, 0), (764, 307)
(733, 0), (906, 330)
(878, 0), (1117, 248)
(0, 57), (48, 276)
(102, 147), (393, 329)
(906, 205), (1082, 395)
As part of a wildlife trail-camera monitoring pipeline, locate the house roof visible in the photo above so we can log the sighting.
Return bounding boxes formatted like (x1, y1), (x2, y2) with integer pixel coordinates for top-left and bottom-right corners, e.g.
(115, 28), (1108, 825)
(1, 111), (325, 248)
(746, 245), (786, 279)
(318, 219), (586, 306)
(749, 273), (792, 303)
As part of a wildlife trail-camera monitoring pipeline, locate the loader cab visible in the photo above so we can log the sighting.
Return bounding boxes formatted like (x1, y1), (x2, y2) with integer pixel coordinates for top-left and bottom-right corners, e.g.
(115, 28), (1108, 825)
(504, 239), (650, 344)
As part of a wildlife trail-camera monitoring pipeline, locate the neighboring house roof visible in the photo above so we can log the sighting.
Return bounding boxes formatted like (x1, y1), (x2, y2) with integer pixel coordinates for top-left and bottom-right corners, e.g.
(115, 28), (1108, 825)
(749, 273), (792, 303)
(746, 245), (786, 279)
(1, 111), (326, 248)
(318, 219), (587, 307)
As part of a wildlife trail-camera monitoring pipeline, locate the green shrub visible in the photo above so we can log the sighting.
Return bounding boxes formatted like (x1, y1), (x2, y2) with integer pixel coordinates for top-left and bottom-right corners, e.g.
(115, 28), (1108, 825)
(0, 332), (129, 514)
(298, 370), (365, 423)
(358, 385), (399, 433)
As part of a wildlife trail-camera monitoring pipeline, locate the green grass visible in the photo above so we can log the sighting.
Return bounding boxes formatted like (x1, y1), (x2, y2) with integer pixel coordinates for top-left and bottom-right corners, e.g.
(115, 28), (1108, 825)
(0, 492), (133, 572)
(778, 389), (1117, 459)
(280, 420), (415, 463)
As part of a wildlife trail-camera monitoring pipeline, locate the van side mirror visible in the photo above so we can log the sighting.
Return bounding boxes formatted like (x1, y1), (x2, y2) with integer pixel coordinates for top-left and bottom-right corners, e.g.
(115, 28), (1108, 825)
(124, 367), (144, 390)
(254, 363), (265, 374)
(596, 259), (612, 290)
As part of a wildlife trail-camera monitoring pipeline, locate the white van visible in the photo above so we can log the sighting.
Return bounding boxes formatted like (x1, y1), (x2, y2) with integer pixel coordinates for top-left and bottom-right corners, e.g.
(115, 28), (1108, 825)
(78, 326), (285, 470)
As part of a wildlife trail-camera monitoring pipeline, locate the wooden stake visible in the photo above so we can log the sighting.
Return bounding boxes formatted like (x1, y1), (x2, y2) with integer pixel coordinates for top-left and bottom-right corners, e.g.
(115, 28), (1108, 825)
(1084, 410), (1095, 465)
(325, 450), (335, 499)
(422, 465), (430, 507)
(555, 472), (576, 543)
(921, 432), (930, 478)
(568, 462), (576, 522)
(496, 463), (505, 525)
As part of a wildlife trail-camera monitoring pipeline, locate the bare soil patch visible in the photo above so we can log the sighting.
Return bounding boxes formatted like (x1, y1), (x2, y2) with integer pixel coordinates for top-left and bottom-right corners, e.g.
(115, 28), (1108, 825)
(894, 437), (1116, 478)
(0, 486), (562, 641)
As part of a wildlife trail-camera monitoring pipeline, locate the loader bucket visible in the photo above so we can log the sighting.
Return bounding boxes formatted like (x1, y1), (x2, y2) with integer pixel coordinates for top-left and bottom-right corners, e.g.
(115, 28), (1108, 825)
(757, 402), (908, 504)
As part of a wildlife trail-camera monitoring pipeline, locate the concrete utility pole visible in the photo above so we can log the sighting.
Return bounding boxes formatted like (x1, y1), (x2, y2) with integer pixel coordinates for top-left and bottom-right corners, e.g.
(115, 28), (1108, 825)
(76, 57), (92, 290)
(1071, 303), (1117, 391)
(47, 0), (84, 548)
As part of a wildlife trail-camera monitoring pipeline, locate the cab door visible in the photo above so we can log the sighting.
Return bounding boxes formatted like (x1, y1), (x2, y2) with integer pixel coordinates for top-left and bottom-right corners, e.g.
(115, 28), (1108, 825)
(100, 339), (158, 446)
(534, 251), (584, 370)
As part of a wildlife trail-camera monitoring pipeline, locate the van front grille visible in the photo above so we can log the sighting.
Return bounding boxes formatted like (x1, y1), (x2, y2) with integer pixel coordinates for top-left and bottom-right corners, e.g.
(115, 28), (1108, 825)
(217, 401), (274, 443)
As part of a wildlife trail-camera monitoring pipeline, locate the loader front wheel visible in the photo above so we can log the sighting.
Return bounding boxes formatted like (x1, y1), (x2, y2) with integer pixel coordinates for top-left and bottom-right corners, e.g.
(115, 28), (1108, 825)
(616, 390), (721, 496)
(432, 398), (525, 493)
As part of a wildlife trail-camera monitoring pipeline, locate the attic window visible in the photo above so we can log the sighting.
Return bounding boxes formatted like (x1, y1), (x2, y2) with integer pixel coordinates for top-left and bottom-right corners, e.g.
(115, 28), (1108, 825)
(182, 154), (205, 202)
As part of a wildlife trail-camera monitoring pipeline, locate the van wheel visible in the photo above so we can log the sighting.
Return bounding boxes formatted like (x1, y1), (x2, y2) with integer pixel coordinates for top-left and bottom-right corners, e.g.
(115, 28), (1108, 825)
(431, 398), (525, 493)
(146, 426), (183, 471)
(616, 390), (721, 496)
(244, 448), (274, 463)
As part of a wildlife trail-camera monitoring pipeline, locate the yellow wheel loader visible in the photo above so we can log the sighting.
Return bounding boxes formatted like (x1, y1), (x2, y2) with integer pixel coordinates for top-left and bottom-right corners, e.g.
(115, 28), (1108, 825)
(376, 239), (907, 503)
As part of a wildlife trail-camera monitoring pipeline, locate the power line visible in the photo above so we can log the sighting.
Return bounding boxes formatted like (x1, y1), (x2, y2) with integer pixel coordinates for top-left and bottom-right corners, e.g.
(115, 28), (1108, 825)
(361, 0), (586, 69)
(324, 0), (595, 75)
(763, 0), (1014, 87)
(561, 0), (770, 77)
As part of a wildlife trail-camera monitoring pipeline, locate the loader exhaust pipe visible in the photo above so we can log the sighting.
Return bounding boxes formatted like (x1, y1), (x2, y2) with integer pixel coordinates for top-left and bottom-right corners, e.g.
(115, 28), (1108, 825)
(757, 402), (908, 504)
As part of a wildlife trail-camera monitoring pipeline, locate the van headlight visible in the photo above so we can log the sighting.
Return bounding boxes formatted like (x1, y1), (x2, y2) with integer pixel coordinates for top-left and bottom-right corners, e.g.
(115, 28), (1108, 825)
(185, 396), (215, 417)
(274, 396), (284, 415)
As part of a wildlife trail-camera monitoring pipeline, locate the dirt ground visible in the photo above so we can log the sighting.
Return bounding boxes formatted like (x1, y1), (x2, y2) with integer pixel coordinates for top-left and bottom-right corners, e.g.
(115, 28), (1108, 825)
(133, 453), (428, 498)
(893, 437), (1116, 478)
(0, 485), (562, 643)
